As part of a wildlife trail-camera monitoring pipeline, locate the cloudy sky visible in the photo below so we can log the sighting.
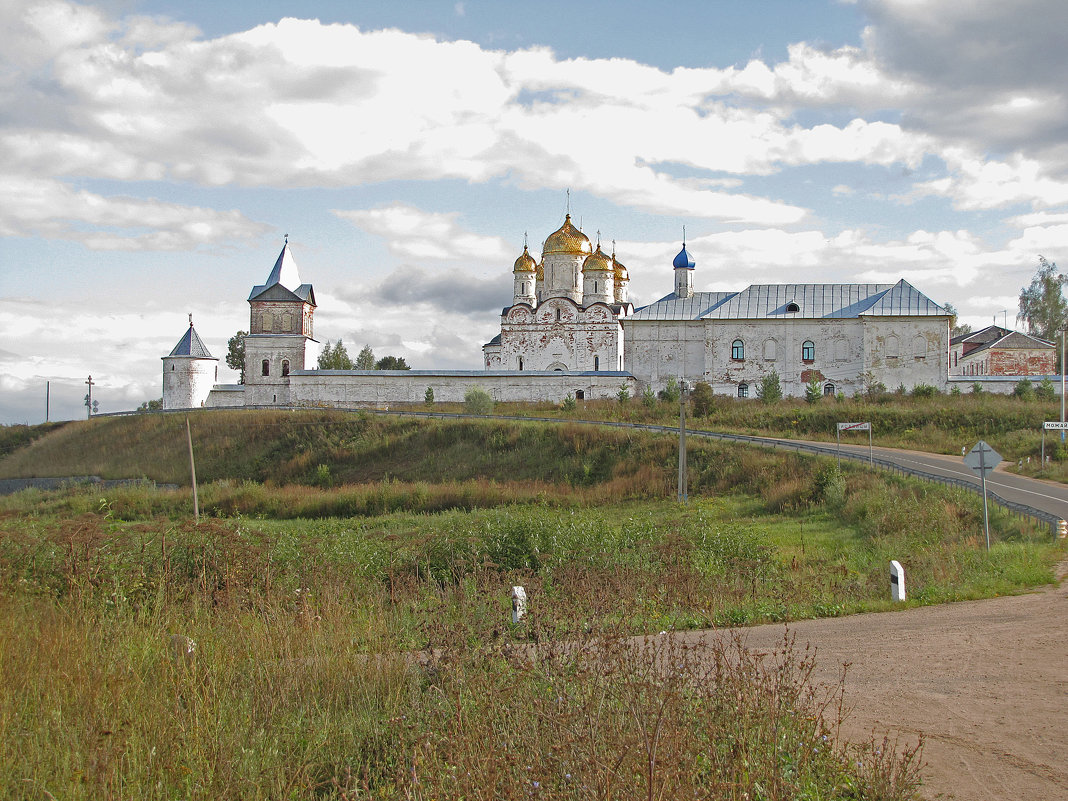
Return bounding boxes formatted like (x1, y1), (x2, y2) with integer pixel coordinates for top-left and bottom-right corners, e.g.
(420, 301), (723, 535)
(3, 0), (1067, 423)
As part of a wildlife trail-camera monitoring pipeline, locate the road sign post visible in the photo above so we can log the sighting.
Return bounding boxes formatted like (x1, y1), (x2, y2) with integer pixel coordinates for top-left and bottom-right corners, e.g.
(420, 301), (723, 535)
(964, 441), (1002, 551)
(836, 422), (872, 468)
(1042, 422), (1068, 464)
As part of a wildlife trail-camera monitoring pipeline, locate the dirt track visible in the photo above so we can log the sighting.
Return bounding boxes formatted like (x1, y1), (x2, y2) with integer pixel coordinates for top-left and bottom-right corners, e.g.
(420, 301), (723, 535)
(682, 562), (1068, 800)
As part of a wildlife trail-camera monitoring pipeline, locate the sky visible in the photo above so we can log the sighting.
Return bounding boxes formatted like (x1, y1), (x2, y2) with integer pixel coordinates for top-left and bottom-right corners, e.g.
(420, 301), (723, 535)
(3, 0), (1068, 424)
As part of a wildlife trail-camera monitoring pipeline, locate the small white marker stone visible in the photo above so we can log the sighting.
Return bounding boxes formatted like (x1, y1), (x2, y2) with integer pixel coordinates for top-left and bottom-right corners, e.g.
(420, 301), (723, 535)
(511, 586), (527, 624)
(890, 560), (906, 602)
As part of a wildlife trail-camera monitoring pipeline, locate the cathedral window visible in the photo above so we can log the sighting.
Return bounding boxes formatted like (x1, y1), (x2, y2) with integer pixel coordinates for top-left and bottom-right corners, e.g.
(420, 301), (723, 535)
(556, 308), (562, 322)
(518, 356), (524, 371)
(731, 339), (744, 360)
(802, 340), (815, 362)
(737, 383), (749, 398)
(262, 359), (270, 377)
(282, 360), (290, 377)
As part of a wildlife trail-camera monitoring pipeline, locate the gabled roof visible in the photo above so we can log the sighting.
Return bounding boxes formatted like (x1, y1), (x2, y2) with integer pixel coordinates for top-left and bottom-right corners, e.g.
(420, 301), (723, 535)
(247, 240), (316, 305)
(167, 322), (215, 358)
(953, 325), (1055, 357)
(629, 280), (946, 322)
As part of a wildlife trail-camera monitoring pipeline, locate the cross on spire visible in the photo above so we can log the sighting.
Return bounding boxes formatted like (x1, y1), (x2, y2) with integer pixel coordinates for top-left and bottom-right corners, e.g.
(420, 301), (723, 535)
(188, 312), (193, 327)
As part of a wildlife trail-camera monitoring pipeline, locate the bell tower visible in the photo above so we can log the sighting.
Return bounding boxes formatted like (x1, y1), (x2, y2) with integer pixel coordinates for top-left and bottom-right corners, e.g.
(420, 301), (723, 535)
(244, 237), (316, 405)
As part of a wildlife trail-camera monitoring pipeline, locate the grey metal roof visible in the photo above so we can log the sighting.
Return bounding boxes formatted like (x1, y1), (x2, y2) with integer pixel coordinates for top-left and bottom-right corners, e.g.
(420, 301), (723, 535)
(248, 282), (316, 304)
(248, 241), (316, 305)
(628, 291), (736, 321)
(167, 324), (215, 358)
(629, 280), (946, 322)
(296, 369), (633, 378)
(957, 326), (1055, 358)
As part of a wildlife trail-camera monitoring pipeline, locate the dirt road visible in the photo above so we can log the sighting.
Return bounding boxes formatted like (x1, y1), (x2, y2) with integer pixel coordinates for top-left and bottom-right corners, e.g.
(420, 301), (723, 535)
(683, 562), (1068, 800)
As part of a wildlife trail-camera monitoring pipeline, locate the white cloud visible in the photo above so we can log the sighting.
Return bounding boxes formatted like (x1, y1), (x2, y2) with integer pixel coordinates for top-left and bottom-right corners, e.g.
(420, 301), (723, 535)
(334, 204), (512, 262)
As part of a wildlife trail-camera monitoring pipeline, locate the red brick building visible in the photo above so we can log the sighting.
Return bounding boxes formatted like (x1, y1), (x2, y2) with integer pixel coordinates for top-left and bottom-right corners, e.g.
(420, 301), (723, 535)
(950, 325), (1055, 376)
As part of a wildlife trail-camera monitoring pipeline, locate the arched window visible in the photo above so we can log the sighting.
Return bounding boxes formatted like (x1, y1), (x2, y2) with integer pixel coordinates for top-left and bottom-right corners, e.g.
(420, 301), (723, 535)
(913, 335), (927, 359)
(575, 390), (584, 400)
(737, 383), (749, 398)
(786, 302), (800, 313)
(594, 355), (600, 371)
(824, 383), (836, 397)
(518, 356), (524, 371)
(555, 308), (562, 322)
(171, 364), (175, 371)
(281, 359), (290, 377)
(763, 339), (777, 360)
(731, 339), (744, 360)
(886, 335), (900, 358)
(802, 340), (815, 361)
(594, 281), (598, 294)
(262, 359), (270, 377)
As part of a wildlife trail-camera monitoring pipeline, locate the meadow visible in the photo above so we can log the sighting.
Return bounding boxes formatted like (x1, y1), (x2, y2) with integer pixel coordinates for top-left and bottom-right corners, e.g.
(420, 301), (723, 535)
(0, 410), (1063, 799)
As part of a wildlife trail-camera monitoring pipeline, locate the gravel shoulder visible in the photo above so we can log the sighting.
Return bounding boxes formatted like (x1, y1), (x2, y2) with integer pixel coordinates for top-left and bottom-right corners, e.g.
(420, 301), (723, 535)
(682, 561), (1068, 800)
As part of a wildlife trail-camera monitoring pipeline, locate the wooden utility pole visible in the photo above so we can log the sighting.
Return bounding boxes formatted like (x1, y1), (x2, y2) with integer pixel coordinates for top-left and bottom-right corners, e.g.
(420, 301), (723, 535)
(186, 417), (200, 523)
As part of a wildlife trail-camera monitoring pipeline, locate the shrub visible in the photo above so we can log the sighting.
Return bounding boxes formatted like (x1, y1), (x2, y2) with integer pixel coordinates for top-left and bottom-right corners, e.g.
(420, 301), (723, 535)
(691, 381), (715, 416)
(464, 386), (494, 415)
(641, 386), (657, 408)
(1013, 378), (1035, 400)
(617, 383), (630, 404)
(1036, 377), (1056, 401)
(757, 372), (783, 403)
(971, 382), (983, 394)
(424, 386), (435, 405)
(950, 385), (962, 396)
(561, 394), (577, 412)
(658, 377), (681, 404)
(911, 383), (938, 398)
(804, 378), (822, 404)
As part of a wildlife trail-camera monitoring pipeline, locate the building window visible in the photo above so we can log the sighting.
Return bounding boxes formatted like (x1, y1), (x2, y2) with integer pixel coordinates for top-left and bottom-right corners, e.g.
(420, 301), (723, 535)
(763, 339), (776, 360)
(518, 356), (524, 371)
(575, 390), (584, 400)
(802, 340), (815, 362)
(913, 335), (927, 359)
(282, 359), (290, 377)
(262, 359), (270, 377)
(731, 339), (744, 360)
(556, 308), (562, 322)
(824, 383), (835, 397)
(886, 335), (900, 358)
(594, 281), (598, 294)
(594, 356), (600, 371)
(737, 383), (749, 398)
(786, 302), (800, 313)
(214, 366), (218, 381)
(171, 364), (175, 371)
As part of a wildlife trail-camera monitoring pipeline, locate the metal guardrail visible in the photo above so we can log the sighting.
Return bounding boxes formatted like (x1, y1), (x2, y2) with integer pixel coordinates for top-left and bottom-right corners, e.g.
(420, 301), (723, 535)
(95, 405), (1063, 533)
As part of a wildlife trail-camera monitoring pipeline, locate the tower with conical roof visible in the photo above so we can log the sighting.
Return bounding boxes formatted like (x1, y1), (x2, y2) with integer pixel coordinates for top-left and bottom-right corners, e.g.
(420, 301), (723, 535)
(244, 238), (317, 405)
(162, 314), (218, 409)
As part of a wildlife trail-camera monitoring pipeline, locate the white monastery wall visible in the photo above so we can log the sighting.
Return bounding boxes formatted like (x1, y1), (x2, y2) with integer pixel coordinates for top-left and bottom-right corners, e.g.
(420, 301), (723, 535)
(863, 317), (948, 391)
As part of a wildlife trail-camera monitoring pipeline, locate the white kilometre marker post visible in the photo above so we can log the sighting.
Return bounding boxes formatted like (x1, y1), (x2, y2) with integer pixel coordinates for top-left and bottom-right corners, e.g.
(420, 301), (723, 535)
(511, 586), (527, 624)
(890, 560), (906, 602)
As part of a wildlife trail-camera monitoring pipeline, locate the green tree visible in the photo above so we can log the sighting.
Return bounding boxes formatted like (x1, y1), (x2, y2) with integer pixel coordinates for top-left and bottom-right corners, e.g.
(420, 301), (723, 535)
(616, 383), (630, 404)
(690, 381), (715, 416)
(424, 386), (435, 405)
(1036, 377), (1056, 400)
(756, 372), (783, 403)
(561, 394), (577, 411)
(137, 398), (163, 412)
(355, 345), (375, 369)
(375, 355), (410, 370)
(641, 386), (657, 408)
(1013, 378), (1035, 400)
(464, 386), (494, 415)
(1019, 256), (1068, 341)
(317, 339), (354, 369)
(804, 377), (822, 404)
(658, 376), (681, 404)
(226, 331), (247, 383)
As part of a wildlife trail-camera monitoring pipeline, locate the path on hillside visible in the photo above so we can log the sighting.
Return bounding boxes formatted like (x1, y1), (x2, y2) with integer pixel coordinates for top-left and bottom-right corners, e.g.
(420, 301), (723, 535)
(678, 561), (1068, 801)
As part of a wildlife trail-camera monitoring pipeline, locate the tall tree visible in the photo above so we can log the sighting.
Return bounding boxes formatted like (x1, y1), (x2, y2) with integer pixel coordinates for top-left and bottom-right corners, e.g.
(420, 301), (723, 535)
(226, 331), (247, 384)
(1018, 256), (1068, 341)
(355, 344), (375, 369)
(375, 355), (410, 370)
(317, 339), (354, 369)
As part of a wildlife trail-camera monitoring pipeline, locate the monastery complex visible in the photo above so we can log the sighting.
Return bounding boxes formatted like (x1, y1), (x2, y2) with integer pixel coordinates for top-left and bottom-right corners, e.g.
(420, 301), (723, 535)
(163, 212), (1003, 411)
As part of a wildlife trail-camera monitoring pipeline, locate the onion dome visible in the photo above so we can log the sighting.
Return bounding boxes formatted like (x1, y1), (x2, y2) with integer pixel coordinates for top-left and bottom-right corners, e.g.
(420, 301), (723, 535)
(612, 254), (629, 281)
(513, 245), (536, 273)
(543, 214), (593, 257)
(582, 244), (613, 273)
(672, 243), (695, 270)
(536, 260), (544, 280)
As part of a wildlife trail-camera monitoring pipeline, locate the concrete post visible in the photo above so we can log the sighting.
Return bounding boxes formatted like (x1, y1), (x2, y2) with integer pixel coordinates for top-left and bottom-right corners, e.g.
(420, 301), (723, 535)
(890, 560), (906, 602)
(511, 586), (527, 624)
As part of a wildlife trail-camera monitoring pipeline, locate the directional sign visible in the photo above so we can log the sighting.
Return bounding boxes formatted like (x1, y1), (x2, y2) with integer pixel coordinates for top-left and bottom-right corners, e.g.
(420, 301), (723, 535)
(1044, 421), (1068, 430)
(837, 422), (871, 431)
(963, 440), (1001, 476)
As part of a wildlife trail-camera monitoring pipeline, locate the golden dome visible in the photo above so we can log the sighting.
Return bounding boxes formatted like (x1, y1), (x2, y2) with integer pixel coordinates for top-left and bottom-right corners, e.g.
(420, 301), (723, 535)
(542, 214), (593, 257)
(513, 245), (536, 273)
(582, 244), (613, 273)
(536, 261), (544, 280)
(612, 254), (629, 281)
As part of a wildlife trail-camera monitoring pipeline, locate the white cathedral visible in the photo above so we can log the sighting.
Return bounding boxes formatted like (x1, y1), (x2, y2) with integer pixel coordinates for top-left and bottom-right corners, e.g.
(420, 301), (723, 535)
(162, 214), (950, 410)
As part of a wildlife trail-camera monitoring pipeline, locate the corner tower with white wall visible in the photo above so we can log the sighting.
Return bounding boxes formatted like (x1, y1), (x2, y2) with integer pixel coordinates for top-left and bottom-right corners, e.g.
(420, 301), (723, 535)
(243, 238), (317, 405)
(162, 315), (218, 409)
